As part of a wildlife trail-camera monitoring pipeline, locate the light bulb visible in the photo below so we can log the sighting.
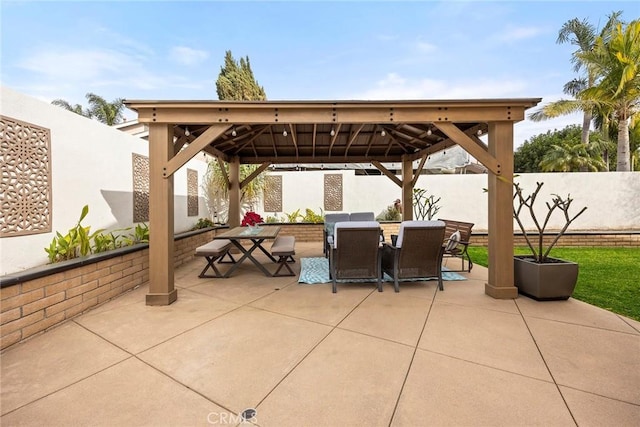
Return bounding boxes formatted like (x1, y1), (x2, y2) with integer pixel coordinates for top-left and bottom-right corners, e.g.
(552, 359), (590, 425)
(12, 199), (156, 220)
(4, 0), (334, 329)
(381, 129), (386, 136)
(283, 129), (287, 137)
(330, 128), (335, 136)
(231, 128), (237, 137)
(427, 128), (432, 136)
(184, 126), (190, 137)
(477, 129), (483, 136)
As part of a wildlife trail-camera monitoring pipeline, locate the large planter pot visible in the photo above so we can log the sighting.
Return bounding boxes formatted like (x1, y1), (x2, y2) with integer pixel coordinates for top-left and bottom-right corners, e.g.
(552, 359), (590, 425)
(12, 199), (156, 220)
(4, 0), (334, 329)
(513, 255), (579, 301)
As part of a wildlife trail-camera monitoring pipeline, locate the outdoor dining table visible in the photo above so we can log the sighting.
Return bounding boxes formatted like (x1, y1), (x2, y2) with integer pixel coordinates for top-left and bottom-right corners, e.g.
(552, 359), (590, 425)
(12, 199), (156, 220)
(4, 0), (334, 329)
(213, 225), (280, 278)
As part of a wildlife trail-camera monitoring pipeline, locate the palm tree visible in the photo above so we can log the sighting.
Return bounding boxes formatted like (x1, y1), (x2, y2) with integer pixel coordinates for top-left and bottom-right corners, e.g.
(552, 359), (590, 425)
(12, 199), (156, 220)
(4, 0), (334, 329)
(529, 12), (622, 144)
(202, 161), (265, 223)
(51, 93), (124, 125)
(539, 141), (608, 172)
(51, 99), (92, 118)
(85, 93), (124, 126)
(578, 20), (640, 171)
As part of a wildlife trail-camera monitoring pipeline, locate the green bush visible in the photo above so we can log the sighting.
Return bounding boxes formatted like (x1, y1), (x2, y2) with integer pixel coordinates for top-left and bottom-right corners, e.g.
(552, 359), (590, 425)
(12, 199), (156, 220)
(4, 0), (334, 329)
(284, 209), (302, 223)
(377, 205), (401, 221)
(302, 208), (324, 223)
(192, 218), (215, 230)
(45, 205), (150, 263)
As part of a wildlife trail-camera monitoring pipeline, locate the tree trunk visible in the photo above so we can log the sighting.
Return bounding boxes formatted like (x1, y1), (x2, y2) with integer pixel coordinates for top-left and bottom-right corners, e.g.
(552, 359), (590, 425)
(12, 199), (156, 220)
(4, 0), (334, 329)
(581, 111), (592, 144)
(617, 117), (630, 172)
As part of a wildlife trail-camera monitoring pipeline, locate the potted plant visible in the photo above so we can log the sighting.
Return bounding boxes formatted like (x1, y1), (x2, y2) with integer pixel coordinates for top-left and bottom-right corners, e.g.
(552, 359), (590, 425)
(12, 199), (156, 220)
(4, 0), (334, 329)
(513, 181), (587, 300)
(241, 211), (264, 231)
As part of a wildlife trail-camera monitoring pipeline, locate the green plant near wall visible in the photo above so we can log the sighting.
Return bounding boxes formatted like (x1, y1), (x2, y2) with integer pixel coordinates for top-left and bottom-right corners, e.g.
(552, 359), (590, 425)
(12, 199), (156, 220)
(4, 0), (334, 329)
(45, 205), (104, 263)
(45, 206), (150, 263)
(377, 205), (401, 221)
(265, 214), (280, 223)
(284, 209), (302, 223)
(191, 218), (215, 230)
(302, 208), (324, 223)
(121, 223), (149, 246)
(92, 230), (124, 253)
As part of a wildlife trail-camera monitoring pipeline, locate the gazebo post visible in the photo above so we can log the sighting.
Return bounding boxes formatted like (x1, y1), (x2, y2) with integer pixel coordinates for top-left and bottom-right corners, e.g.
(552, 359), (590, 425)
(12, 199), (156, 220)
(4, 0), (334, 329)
(228, 156), (241, 228)
(146, 123), (177, 306)
(485, 121), (518, 299)
(401, 156), (413, 220)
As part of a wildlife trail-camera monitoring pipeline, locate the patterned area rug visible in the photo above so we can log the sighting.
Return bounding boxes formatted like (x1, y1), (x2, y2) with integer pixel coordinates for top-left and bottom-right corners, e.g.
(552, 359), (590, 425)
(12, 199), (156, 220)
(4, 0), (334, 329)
(298, 257), (467, 284)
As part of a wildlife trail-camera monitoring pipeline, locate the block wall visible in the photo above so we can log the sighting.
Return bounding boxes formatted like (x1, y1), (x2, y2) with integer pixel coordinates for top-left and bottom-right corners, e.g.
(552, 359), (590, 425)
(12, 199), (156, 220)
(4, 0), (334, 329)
(0, 229), (215, 351)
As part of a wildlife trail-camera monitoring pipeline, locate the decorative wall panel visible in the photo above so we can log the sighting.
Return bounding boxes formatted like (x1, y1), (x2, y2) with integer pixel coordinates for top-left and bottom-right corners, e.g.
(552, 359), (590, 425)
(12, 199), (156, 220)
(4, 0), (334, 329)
(324, 174), (343, 211)
(132, 153), (149, 222)
(187, 169), (198, 217)
(0, 116), (52, 237)
(264, 175), (282, 212)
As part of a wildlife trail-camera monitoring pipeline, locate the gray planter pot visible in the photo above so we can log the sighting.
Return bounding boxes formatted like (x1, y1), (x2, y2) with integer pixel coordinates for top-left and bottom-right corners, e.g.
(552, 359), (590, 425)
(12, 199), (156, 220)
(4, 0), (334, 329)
(513, 255), (579, 301)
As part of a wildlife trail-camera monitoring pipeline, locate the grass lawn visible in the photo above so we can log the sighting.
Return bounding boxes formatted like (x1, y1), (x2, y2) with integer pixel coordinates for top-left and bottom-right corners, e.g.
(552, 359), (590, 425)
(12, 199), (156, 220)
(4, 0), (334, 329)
(467, 246), (640, 322)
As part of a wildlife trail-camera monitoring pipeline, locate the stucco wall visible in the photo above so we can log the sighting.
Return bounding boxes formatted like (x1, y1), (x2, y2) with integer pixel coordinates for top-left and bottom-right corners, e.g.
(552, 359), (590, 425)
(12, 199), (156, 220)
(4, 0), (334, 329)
(262, 170), (639, 233)
(1, 86), (209, 275)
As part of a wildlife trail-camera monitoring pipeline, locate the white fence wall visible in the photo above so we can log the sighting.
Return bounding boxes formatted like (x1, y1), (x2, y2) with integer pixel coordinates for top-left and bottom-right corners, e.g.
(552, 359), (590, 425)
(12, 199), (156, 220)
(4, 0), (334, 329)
(260, 170), (639, 233)
(1, 87), (209, 275)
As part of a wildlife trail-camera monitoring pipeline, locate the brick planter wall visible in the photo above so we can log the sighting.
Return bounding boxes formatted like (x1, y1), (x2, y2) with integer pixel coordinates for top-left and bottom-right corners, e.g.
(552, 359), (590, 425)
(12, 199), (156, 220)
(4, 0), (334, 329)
(0, 228), (218, 351)
(470, 232), (639, 248)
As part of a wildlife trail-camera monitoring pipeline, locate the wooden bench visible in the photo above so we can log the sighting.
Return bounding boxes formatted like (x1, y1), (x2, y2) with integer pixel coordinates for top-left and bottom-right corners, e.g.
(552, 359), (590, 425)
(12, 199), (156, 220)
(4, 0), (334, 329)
(270, 235), (296, 277)
(439, 219), (474, 272)
(195, 239), (236, 278)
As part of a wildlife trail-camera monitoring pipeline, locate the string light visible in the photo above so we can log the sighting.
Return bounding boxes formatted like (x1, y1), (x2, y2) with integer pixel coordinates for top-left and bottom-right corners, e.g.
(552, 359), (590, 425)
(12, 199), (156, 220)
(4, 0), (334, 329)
(184, 126), (190, 137)
(330, 128), (335, 136)
(231, 128), (237, 137)
(283, 129), (288, 137)
(381, 129), (386, 137)
(426, 128), (432, 136)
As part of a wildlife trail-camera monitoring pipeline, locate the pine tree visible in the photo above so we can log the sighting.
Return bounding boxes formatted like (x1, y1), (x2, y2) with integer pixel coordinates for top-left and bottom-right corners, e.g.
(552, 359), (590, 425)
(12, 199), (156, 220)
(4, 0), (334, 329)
(216, 50), (266, 101)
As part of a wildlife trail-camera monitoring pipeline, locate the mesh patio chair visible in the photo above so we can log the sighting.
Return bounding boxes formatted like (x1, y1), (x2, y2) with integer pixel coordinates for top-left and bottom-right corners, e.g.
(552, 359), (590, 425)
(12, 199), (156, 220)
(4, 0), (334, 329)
(323, 213), (350, 257)
(382, 220), (446, 292)
(329, 221), (383, 293)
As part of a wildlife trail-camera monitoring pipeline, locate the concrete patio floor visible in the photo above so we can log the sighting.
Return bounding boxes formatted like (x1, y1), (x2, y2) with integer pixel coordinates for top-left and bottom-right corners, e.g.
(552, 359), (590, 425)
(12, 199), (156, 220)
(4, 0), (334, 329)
(1, 242), (639, 426)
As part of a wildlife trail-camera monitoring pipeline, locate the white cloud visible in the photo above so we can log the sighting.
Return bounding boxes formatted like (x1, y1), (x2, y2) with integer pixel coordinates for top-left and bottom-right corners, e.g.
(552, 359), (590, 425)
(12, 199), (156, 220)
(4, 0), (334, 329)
(14, 46), (211, 100)
(491, 25), (545, 44)
(356, 73), (528, 100)
(354, 74), (581, 147)
(416, 41), (437, 53)
(169, 46), (209, 66)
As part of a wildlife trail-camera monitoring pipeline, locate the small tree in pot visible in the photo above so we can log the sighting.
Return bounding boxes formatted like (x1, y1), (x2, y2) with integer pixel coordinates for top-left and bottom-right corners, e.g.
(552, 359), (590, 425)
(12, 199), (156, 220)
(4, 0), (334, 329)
(513, 181), (587, 300)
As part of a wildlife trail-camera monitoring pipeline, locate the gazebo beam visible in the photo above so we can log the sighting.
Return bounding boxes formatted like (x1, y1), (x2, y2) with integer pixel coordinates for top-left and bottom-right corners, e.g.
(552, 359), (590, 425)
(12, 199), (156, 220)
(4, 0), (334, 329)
(486, 121), (518, 299)
(146, 123), (177, 306)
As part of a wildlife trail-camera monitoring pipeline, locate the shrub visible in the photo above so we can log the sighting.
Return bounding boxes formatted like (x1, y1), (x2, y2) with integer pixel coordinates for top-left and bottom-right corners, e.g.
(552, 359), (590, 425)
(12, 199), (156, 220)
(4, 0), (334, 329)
(192, 218), (215, 230)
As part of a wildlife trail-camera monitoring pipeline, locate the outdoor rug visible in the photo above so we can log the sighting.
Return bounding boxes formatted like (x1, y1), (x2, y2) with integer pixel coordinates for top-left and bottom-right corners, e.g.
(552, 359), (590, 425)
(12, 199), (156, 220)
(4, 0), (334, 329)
(298, 257), (467, 284)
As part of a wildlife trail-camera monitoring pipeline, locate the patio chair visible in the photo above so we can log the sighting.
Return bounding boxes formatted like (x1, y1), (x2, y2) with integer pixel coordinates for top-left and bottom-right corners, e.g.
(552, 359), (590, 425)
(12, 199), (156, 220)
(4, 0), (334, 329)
(329, 221), (383, 293)
(439, 219), (474, 272)
(323, 213), (350, 257)
(349, 212), (375, 221)
(382, 220), (446, 292)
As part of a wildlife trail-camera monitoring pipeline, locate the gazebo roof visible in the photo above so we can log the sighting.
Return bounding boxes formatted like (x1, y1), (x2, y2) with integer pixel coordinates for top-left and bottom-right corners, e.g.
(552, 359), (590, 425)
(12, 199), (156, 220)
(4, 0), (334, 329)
(124, 98), (541, 165)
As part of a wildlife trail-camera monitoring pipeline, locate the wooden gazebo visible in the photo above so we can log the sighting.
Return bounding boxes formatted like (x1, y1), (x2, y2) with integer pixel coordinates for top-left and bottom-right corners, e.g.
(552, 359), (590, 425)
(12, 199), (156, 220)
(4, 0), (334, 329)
(123, 98), (541, 305)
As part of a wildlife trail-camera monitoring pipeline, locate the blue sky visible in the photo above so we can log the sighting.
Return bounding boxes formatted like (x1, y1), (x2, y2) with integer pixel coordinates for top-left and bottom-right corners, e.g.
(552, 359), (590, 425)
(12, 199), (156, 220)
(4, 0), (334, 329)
(1, 1), (637, 147)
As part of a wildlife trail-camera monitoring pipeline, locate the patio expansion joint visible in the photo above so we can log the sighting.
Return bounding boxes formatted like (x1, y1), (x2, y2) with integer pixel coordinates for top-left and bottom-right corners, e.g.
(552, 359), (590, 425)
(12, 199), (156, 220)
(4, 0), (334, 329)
(253, 286), (382, 411)
(518, 311), (640, 337)
(514, 301), (579, 426)
(388, 284), (439, 426)
(73, 312), (249, 418)
(0, 320), (137, 418)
